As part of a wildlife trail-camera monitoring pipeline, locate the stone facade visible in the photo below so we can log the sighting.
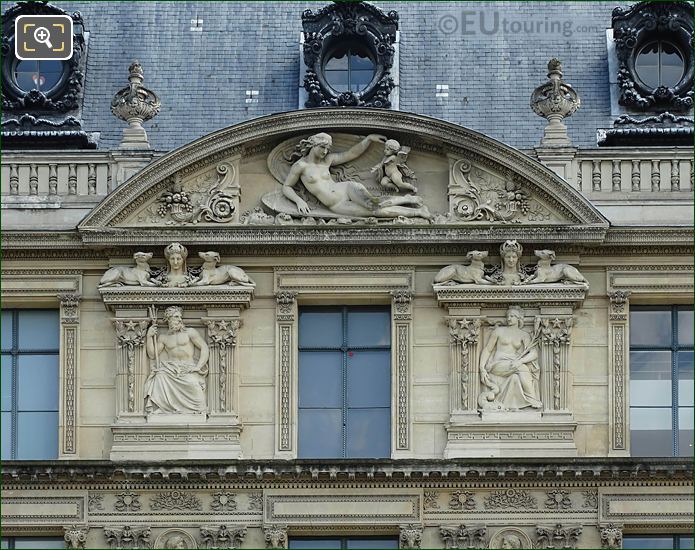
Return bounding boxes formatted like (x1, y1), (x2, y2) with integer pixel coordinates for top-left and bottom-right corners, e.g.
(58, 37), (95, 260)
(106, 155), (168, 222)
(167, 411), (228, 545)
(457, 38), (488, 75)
(1, 1), (693, 549)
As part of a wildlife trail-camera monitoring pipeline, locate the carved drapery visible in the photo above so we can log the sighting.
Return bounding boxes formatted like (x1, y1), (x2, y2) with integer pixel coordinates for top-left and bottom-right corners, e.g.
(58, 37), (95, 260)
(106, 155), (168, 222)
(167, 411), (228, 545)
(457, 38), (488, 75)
(536, 316), (574, 411)
(391, 290), (412, 451)
(58, 293), (81, 456)
(608, 290), (631, 455)
(275, 291), (297, 455)
(447, 318), (481, 416)
(205, 318), (241, 418)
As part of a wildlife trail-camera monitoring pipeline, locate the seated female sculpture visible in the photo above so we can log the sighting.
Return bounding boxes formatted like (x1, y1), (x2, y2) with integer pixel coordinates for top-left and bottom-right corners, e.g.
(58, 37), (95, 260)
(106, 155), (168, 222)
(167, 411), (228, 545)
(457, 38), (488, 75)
(478, 306), (542, 411)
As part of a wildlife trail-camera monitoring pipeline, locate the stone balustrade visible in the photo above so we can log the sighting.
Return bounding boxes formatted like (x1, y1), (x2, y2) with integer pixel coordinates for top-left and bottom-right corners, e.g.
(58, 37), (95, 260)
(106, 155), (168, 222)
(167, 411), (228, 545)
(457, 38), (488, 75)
(573, 148), (693, 195)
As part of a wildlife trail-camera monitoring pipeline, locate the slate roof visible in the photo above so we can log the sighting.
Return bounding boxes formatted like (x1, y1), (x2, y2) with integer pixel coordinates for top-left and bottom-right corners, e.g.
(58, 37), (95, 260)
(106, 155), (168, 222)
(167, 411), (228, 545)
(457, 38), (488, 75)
(2, 1), (621, 151)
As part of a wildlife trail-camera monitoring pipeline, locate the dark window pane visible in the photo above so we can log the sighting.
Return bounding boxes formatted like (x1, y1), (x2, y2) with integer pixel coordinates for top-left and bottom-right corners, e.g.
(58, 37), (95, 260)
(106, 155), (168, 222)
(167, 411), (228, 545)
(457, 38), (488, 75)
(680, 536), (694, 549)
(678, 351), (694, 406)
(635, 42), (660, 88)
(1, 310), (12, 351)
(298, 409), (342, 458)
(678, 407), (694, 457)
(18, 310), (59, 350)
(1, 355), (12, 411)
(1, 411), (12, 460)
(15, 538), (64, 549)
(630, 408), (672, 456)
(289, 539), (342, 549)
(347, 309), (390, 347)
(350, 70), (374, 92)
(17, 411), (58, 459)
(350, 53), (374, 71)
(347, 350), (390, 408)
(17, 355), (59, 411)
(325, 70), (349, 91)
(630, 351), (672, 406)
(347, 407), (390, 458)
(623, 537), (674, 549)
(630, 309), (672, 347)
(299, 309), (342, 348)
(299, 351), (342, 408)
(347, 539), (399, 549)
(678, 307), (694, 347)
(660, 42), (684, 87)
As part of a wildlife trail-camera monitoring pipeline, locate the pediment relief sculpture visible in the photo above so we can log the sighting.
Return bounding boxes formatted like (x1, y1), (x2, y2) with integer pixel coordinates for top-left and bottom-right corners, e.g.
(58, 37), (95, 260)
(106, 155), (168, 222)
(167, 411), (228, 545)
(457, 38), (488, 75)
(98, 243), (254, 289)
(262, 132), (432, 222)
(434, 241), (588, 288)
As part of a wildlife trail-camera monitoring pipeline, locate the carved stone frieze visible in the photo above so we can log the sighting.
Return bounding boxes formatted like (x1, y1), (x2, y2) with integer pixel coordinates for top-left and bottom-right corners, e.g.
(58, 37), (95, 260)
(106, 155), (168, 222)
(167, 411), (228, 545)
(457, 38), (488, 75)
(535, 524), (582, 549)
(399, 524), (423, 549)
(582, 489), (598, 509)
(149, 491), (202, 511)
(210, 491), (237, 512)
(103, 526), (151, 549)
(439, 524), (487, 549)
(599, 523), (623, 550)
(88, 493), (104, 512)
(64, 525), (88, 549)
(114, 491), (142, 513)
(484, 489), (537, 510)
(200, 525), (247, 549)
(544, 489), (572, 510)
(449, 491), (476, 511)
(423, 491), (440, 510)
(264, 524), (287, 549)
(248, 492), (263, 511)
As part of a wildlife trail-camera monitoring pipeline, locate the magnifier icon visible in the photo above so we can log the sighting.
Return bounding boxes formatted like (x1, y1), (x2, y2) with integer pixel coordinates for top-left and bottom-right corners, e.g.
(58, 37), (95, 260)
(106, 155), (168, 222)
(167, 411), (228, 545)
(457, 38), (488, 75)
(33, 26), (53, 49)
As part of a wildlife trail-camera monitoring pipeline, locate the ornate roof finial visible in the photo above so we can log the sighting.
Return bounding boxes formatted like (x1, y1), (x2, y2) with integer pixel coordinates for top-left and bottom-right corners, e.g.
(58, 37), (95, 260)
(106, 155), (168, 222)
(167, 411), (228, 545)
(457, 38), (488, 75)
(530, 58), (581, 147)
(111, 60), (161, 149)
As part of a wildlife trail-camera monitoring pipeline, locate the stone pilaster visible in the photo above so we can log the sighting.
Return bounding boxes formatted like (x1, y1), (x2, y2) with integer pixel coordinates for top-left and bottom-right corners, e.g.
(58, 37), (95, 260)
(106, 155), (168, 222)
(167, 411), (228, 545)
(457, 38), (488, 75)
(608, 290), (631, 455)
(391, 289), (413, 454)
(58, 293), (81, 456)
(275, 291), (297, 457)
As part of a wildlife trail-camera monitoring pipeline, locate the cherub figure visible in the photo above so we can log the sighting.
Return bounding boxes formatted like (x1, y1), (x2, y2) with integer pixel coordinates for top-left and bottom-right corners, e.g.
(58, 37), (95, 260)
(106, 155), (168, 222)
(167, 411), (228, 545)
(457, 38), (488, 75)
(371, 139), (418, 193)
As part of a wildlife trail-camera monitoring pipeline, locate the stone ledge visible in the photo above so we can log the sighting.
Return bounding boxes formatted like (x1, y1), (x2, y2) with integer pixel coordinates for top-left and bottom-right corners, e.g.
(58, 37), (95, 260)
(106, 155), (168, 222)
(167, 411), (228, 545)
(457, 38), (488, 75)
(99, 285), (254, 311)
(433, 283), (587, 309)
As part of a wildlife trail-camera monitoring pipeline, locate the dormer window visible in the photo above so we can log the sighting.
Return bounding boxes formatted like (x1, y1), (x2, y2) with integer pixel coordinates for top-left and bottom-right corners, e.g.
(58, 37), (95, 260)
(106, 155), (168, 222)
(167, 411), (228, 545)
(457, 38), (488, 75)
(11, 59), (66, 94)
(301, 1), (399, 108)
(612, 1), (693, 112)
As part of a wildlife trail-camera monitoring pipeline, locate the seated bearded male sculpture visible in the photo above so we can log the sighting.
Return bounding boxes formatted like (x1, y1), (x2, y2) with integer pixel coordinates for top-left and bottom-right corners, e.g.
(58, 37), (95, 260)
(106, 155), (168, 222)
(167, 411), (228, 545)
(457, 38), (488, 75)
(144, 306), (209, 414)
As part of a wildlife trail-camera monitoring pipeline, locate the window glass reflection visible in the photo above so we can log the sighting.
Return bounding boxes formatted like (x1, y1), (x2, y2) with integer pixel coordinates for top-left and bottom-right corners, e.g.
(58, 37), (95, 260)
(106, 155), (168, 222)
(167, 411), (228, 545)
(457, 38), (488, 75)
(630, 407), (672, 457)
(629, 351), (672, 406)
(630, 308), (672, 347)
(623, 537), (673, 549)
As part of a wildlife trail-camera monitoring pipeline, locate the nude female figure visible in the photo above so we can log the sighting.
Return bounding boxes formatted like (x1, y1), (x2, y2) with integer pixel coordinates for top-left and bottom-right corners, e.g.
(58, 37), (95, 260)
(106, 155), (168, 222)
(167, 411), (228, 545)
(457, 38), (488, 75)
(282, 132), (431, 219)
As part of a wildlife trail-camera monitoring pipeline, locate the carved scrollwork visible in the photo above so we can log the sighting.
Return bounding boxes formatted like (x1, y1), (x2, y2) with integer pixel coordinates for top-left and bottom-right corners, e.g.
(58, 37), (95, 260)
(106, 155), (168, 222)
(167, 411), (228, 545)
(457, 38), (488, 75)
(439, 524), (487, 549)
(599, 523), (623, 550)
(448, 319), (481, 410)
(113, 491), (141, 512)
(484, 489), (537, 510)
(64, 526), (88, 549)
(535, 524), (582, 549)
(449, 490), (476, 511)
(544, 489), (572, 510)
(200, 525), (247, 549)
(150, 491), (202, 511)
(210, 491), (237, 512)
(103, 526), (151, 549)
(399, 525), (423, 549)
(114, 320), (148, 413)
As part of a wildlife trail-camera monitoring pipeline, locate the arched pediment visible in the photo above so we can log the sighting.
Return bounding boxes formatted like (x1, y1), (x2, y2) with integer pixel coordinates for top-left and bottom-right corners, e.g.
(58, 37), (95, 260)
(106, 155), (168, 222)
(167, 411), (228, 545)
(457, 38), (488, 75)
(79, 109), (608, 245)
